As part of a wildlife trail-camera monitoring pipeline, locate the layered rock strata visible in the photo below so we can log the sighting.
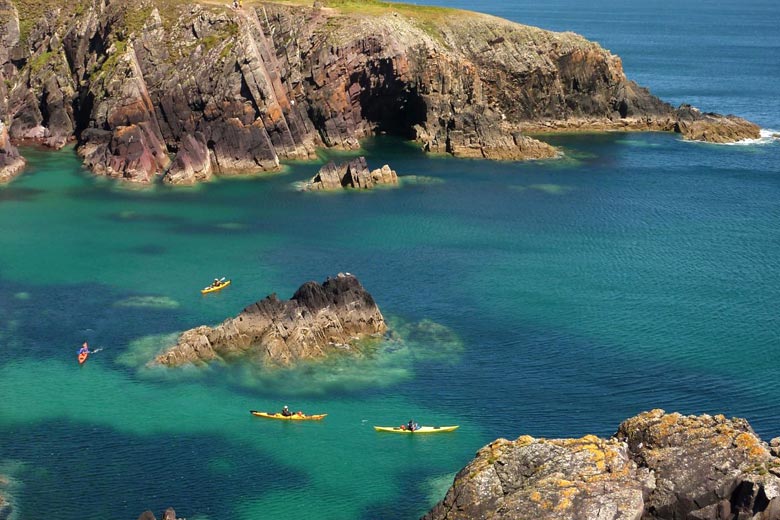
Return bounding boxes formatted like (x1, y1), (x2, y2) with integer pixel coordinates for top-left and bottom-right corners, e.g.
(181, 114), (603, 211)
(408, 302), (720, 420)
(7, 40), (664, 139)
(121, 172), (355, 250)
(155, 273), (386, 367)
(303, 156), (398, 191)
(425, 409), (780, 520)
(0, 0), (760, 183)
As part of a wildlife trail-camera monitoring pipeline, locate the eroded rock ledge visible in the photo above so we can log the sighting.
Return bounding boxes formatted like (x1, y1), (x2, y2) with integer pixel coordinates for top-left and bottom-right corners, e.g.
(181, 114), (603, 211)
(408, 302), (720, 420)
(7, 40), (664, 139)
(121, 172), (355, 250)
(0, 0), (760, 183)
(425, 409), (780, 520)
(155, 273), (386, 367)
(301, 156), (398, 191)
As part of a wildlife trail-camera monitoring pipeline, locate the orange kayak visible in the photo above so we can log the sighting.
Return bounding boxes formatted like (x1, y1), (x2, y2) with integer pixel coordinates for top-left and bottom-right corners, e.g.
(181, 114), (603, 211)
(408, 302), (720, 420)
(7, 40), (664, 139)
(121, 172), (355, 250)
(250, 411), (327, 421)
(78, 352), (88, 364)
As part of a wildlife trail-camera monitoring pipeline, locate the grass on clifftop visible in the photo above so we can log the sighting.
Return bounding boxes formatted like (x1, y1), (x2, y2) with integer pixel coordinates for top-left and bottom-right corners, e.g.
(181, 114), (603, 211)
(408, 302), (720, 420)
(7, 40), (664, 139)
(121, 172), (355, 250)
(255, 0), (464, 43)
(252, 0), (458, 22)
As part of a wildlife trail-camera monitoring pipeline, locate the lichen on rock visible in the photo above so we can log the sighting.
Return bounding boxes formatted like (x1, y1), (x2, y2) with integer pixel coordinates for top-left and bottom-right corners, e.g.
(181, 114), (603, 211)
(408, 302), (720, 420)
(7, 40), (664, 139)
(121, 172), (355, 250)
(425, 410), (780, 520)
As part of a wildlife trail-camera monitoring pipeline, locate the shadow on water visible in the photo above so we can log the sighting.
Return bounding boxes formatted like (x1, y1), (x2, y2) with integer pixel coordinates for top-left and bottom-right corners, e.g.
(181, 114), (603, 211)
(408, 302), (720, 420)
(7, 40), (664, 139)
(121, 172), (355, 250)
(0, 421), (307, 519)
(0, 187), (45, 203)
(0, 275), (192, 368)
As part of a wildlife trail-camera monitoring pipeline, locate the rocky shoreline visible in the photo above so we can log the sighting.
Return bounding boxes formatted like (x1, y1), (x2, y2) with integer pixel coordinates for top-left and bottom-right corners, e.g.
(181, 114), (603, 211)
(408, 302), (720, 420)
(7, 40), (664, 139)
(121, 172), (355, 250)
(425, 409), (780, 520)
(154, 273), (386, 367)
(0, 0), (761, 184)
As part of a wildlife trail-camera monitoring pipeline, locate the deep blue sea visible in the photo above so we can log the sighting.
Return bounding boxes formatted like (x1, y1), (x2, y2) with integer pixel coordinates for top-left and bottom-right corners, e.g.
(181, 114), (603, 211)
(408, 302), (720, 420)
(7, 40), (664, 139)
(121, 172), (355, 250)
(0, 1), (778, 519)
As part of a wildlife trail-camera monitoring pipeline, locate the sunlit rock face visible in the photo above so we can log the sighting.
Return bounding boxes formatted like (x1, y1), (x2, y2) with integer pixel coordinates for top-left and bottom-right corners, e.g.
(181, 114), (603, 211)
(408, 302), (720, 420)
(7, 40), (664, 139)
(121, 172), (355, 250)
(155, 274), (386, 367)
(425, 410), (780, 520)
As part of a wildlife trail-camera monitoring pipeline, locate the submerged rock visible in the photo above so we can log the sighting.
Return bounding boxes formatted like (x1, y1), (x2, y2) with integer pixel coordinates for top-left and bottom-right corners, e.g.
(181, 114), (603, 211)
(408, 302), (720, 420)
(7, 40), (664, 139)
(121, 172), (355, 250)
(155, 273), (386, 367)
(425, 410), (780, 520)
(302, 157), (399, 191)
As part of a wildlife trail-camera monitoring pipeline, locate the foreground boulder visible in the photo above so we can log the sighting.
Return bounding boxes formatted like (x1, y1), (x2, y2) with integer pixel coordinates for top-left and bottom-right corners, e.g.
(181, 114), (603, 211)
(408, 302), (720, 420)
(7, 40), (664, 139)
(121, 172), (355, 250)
(302, 157), (398, 191)
(425, 410), (780, 520)
(155, 273), (386, 367)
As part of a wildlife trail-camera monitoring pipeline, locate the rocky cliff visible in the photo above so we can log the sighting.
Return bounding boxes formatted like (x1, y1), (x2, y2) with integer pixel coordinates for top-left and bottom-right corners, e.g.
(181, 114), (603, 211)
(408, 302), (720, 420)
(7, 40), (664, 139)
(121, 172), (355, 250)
(0, 0), (760, 184)
(425, 409), (780, 520)
(155, 273), (386, 367)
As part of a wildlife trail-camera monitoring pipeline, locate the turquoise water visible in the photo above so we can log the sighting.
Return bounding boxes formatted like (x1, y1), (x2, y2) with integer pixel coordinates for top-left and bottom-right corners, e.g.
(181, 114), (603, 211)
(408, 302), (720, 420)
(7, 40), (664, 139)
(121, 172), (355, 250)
(2, 1), (779, 519)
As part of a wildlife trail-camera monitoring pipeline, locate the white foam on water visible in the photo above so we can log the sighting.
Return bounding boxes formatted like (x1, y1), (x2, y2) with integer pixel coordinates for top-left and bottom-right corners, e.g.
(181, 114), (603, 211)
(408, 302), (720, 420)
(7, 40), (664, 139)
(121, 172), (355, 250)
(721, 128), (779, 146)
(681, 128), (780, 146)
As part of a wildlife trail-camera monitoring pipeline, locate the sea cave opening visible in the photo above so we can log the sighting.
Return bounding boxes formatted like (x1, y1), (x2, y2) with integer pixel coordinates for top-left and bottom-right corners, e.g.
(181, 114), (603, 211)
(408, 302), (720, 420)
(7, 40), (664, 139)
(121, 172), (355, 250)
(355, 59), (427, 140)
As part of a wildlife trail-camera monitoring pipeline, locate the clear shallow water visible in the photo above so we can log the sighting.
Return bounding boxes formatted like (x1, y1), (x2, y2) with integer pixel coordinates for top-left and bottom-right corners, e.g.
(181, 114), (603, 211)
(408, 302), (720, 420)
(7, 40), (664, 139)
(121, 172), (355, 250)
(1, 1), (780, 519)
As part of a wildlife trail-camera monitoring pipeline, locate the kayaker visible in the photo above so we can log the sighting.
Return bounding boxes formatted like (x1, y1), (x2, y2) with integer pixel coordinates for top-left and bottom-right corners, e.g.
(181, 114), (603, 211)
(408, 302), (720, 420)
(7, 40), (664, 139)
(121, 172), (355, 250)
(407, 419), (419, 432)
(212, 278), (221, 287)
(78, 342), (90, 355)
(281, 405), (293, 417)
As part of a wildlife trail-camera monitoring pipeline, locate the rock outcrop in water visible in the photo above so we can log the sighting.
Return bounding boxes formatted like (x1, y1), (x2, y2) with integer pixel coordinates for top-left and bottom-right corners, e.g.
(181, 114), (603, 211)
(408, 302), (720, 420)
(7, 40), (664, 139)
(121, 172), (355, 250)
(674, 105), (762, 144)
(137, 507), (179, 520)
(155, 273), (386, 367)
(0, 121), (25, 183)
(425, 410), (780, 520)
(0, 0), (760, 183)
(301, 156), (398, 191)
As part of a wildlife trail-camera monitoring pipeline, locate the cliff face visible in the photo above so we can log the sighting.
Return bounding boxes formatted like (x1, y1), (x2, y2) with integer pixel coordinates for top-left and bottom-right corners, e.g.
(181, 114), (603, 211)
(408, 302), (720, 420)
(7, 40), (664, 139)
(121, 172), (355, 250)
(425, 410), (780, 520)
(0, 0), (760, 184)
(155, 273), (386, 367)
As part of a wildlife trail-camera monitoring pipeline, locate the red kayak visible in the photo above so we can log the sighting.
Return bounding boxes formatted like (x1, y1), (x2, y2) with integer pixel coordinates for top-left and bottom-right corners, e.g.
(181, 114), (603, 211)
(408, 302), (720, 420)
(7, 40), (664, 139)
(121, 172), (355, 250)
(78, 351), (88, 364)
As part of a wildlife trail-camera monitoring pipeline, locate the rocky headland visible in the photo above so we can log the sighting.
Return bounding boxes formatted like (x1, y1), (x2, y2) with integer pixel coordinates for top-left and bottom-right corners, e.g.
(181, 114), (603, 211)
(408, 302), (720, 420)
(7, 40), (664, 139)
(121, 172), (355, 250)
(425, 409), (780, 520)
(301, 156), (398, 191)
(0, 0), (760, 184)
(154, 273), (386, 367)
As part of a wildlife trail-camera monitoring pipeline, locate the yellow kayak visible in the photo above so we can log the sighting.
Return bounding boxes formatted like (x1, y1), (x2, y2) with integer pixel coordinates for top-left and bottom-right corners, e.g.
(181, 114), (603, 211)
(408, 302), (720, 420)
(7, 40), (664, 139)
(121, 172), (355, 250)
(201, 279), (231, 294)
(374, 425), (459, 434)
(250, 411), (327, 421)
